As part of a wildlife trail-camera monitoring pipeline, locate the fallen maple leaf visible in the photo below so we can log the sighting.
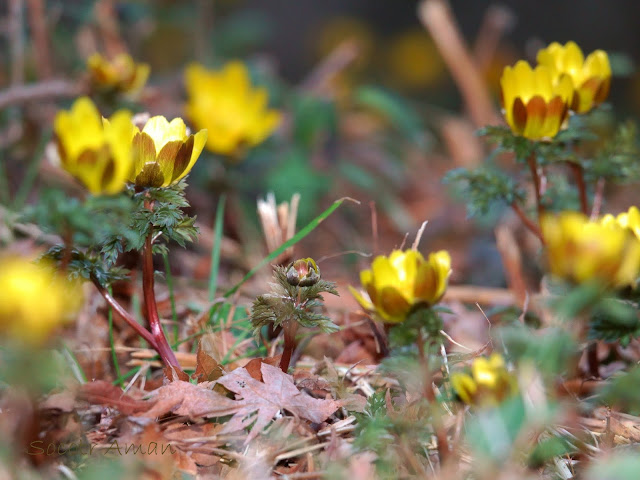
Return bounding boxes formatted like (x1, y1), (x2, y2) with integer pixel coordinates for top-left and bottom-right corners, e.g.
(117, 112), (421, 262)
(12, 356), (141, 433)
(217, 363), (341, 443)
(140, 363), (341, 444)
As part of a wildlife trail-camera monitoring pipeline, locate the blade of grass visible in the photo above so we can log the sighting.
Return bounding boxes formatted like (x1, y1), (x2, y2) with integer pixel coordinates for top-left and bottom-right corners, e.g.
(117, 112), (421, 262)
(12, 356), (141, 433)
(13, 128), (52, 210)
(112, 365), (142, 386)
(62, 344), (87, 384)
(107, 286), (123, 387)
(223, 197), (358, 298)
(162, 251), (179, 343)
(208, 194), (226, 305)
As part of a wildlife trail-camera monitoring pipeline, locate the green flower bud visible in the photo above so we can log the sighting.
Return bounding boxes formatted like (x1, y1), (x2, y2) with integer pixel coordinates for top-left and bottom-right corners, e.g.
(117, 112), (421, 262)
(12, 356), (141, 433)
(286, 258), (320, 287)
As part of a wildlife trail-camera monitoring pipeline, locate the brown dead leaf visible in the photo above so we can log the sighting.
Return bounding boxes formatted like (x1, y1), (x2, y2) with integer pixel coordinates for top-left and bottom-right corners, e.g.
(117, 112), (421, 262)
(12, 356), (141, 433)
(192, 342), (225, 383)
(244, 355), (281, 382)
(141, 381), (237, 420)
(79, 381), (151, 415)
(163, 365), (190, 382)
(217, 362), (341, 443)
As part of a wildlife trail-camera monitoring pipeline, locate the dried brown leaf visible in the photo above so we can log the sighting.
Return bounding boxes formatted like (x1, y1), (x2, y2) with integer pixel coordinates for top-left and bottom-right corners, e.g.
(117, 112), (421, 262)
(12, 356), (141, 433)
(217, 363), (341, 443)
(79, 381), (151, 415)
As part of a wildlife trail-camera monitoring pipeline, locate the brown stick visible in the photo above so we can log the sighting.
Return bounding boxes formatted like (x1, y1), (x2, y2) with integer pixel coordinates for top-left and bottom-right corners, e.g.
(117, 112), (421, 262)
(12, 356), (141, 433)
(418, 0), (498, 128)
(586, 342), (600, 378)
(568, 162), (589, 215)
(0, 80), (85, 111)
(510, 202), (544, 242)
(591, 177), (605, 219)
(91, 275), (158, 350)
(25, 0), (53, 79)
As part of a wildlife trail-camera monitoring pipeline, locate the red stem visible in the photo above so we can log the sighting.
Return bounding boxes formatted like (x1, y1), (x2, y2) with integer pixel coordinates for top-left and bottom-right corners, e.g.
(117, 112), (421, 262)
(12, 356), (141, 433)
(568, 162), (589, 215)
(511, 202), (544, 243)
(91, 275), (158, 350)
(142, 225), (180, 368)
(279, 320), (298, 373)
(527, 153), (544, 221)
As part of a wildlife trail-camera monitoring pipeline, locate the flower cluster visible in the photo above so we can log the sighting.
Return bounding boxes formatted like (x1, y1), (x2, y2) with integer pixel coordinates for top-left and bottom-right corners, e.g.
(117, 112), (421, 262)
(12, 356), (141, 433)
(542, 212), (640, 288)
(450, 353), (517, 407)
(53, 97), (207, 194)
(500, 41), (611, 140)
(0, 257), (82, 345)
(185, 61), (281, 157)
(350, 249), (451, 323)
(87, 53), (149, 96)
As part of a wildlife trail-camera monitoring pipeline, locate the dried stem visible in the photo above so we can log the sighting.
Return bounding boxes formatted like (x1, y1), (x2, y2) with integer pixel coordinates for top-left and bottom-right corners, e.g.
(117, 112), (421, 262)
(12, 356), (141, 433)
(510, 202), (544, 243)
(90, 275), (158, 350)
(142, 199), (179, 368)
(587, 342), (600, 378)
(26, 0), (53, 79)
(568, 162), (589, 215)
(418, 0), (498, 127)
(0, 80), (85, 111)
(591, 177), (605, 219)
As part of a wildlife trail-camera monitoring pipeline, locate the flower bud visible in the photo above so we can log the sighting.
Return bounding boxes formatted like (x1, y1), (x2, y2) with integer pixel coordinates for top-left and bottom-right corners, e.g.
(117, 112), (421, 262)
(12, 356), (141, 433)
(286, 258), (320, 287)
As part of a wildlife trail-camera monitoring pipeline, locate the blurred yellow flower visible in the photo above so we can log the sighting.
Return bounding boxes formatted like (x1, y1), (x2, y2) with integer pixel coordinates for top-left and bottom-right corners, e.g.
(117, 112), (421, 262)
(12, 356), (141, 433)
(130, 116), (207, 188)
(87, 53), (149, 95)
(500, 60), (573, 140)
(185, 61), (281, 156)
(386, 30), (446, 90)
(450, 353), (517, 407)
(542, 212), (640, 288)
(537, 41), (611, 114)
(602, 206), (640, 241)
(53, 97), (135, 195)
(0, 257), (82, 345)
(349, 249), (451, 323)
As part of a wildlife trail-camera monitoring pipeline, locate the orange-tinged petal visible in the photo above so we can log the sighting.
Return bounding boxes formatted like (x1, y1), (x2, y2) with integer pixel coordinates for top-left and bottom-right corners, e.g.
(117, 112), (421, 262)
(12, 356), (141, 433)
(523, 95), (547, 139)
(378, 286), (411, 322)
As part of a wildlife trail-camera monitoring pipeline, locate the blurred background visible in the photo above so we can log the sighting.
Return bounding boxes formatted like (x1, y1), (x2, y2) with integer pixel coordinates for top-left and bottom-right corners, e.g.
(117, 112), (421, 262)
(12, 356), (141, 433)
(0, 0), (638, 302)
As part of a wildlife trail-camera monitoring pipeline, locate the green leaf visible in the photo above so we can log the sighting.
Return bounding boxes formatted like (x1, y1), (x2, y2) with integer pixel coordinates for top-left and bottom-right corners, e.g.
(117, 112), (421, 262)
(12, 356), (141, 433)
(444, 166), (524, 218)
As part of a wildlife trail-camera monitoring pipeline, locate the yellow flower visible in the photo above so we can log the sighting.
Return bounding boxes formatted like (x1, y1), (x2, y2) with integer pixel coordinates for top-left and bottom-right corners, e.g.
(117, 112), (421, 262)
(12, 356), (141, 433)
(451, 353), (517, 407)
(602, 206), (640, 241)
(87, 53), (149, 95)
(349, 249), (451, 323)
(0, 257), (82, 345)
(184, 61), (281, 156)
(499, 60), (573, 140)
(130, 116), (207, 188)
(386, 30), (446, 90)
(53, 97), (135, 195)
(542, 212), (640, 288)
(537, 41), (611, 114)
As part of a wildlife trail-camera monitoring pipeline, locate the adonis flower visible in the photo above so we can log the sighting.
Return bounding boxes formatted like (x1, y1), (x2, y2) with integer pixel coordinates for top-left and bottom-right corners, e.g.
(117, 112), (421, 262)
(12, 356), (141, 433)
(87, 53), (149, 96)
(537, 41), (611, 114)
(286, 258), (321, 287)
(542, 212), (640, 288)
(130, 116), (207, 188)
(0, 257), (82, 345)
(499, 60), (573, 140)
(185, 61), (281, 157)
(53, 97), (135, 195)
(450, 353), (517, 407)
(601, 206), (640, 242)
(349, 249), (451, 323)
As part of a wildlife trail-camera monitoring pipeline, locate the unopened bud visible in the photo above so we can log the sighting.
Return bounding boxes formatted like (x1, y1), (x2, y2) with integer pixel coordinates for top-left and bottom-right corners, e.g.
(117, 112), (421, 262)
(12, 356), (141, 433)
(286, 258), (320, 287)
